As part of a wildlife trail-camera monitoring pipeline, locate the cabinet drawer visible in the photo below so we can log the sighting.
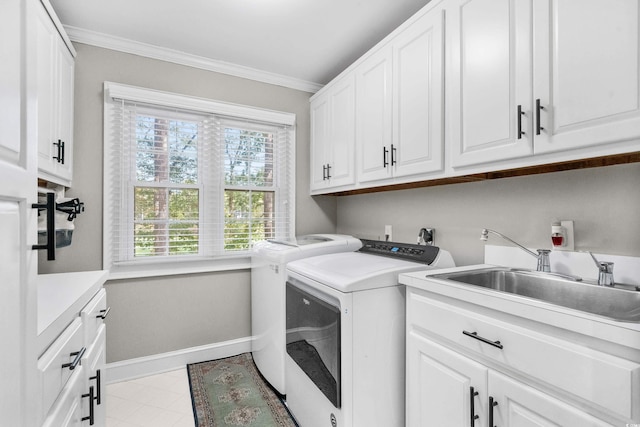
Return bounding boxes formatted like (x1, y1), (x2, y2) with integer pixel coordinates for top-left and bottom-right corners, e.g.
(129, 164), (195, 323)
(81, 288), (107, 346)
(38, 317), (84, 418)
(408, 289), (640, 420)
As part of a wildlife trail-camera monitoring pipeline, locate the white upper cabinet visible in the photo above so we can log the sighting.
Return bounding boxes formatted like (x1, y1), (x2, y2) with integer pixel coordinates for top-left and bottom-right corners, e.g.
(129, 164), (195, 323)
(447, 0), (533, 168)
(392, 8), (445, 179)
(533, 0), (640, 154)
(36, 0), (75, 186)
(310, 75), (356, 192)
(355, 45), (394, 183)
(356, 5), (445, 184)
(448, 0), (640, 169)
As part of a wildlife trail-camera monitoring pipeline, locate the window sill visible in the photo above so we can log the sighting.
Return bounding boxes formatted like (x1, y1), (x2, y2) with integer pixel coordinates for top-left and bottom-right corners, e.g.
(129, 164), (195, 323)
(106, 256), (251, 280)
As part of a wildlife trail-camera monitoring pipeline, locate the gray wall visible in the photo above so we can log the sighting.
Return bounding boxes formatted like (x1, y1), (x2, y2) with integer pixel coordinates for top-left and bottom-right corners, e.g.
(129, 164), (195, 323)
(39, 43), (338, 363)
(336, 162), (640, 266)
(40, 42), (640, 364)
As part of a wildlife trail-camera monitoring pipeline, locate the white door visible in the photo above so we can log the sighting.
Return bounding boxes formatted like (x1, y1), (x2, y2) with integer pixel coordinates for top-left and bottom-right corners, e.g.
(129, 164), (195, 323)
(55, 37), (74, 183)
(356, 46), (393, 183)
(406, 331), (488, 427)
(35, 0), (57, 177)
(392, 6), (445, 179)
(447, 0), (533, 168)
(0, 0), (38, 425)
(489, 371), (612, 427)
(533, 0), (640, 154)
(326, 75), (356, 188)
(310, 93), (330, 191)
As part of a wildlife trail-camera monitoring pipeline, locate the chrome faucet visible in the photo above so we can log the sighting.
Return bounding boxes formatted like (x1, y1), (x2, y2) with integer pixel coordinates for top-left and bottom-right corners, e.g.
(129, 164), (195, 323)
(588, 252), (614, 286)
(480, 228), (551, 272)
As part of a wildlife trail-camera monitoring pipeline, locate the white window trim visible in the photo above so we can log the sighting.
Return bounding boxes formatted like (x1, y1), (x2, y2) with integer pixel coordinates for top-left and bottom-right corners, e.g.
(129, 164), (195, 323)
(103, 81), (296, 279)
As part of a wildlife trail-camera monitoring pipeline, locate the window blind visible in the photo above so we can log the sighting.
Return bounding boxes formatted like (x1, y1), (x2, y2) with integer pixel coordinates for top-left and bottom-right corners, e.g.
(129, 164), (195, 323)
(104, 82), (295, 270)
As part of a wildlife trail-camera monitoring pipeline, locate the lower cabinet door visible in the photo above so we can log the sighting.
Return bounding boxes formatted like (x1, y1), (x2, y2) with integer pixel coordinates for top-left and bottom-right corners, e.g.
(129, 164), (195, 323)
(41, 367), (84, 427)
(406, 330), (488, 427)
(83, 326), (106, 427)
(489, 371), (612, 427)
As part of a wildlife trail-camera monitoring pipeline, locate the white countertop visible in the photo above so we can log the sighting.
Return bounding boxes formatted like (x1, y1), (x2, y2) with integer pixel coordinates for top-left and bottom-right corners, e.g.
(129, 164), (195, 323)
(400, 264), (640, 351)
(37, 270), (108, 354)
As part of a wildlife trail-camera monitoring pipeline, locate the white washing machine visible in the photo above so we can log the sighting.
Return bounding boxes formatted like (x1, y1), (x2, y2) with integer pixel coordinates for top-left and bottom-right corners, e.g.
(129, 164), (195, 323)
(285, 239), (455, 427)
(251, 234), (362, 395)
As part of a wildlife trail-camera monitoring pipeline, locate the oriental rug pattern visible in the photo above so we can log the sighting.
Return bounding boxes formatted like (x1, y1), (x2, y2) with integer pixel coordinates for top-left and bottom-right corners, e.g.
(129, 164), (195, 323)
(188, 353), (297, 427)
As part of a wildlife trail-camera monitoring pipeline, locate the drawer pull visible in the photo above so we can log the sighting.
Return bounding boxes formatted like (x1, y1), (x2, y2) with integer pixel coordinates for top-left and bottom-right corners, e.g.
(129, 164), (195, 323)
(61, 347), (86, 370)
(82, 386), (95, 425)
(463, 330), (503, 349)
(96, 307), (111, 320)
(489, 396), (498, 427)
(470, 386), (479, 426)
(90, 369), (102, 405)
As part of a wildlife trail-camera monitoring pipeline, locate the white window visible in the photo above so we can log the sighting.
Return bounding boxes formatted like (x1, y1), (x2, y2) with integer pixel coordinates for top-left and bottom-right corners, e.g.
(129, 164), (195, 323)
(104, 82), (295, 277)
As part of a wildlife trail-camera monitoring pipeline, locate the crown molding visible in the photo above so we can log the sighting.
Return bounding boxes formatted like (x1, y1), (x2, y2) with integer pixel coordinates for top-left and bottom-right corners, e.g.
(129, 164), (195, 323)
(64, 26), (323, 94)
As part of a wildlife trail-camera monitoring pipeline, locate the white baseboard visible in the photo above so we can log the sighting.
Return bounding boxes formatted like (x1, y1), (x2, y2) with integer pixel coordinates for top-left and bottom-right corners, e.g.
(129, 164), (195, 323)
(105, 336), (253, 384)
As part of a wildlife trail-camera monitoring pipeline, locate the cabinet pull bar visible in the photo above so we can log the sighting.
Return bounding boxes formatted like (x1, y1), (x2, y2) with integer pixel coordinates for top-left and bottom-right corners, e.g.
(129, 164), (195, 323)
(31, 192), (56, 260)
(82, 386), (95, 425)
(326, 164), (331, 179)
(60, 140), (65, 164)
(489, 396), (498, 427)
(462, 330), (503, 349)
(322, 164), (327, 180)
(470, 386), (479, 426)
(383, 146), (389, 167)
(391, 144), (397, 166)
(517, 105), (525, 139)
(53, 139), (62, 163)
(536, 99), (545, 135)
(97, 307), (111, 320)
(90, 369), (102, 405)
(62, 347), (86, 370)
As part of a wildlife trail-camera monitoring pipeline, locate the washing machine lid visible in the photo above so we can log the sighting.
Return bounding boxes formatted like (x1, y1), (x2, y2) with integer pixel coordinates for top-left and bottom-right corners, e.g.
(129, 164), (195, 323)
(287, 248), (454, 293)
(252, 234), (362, 263)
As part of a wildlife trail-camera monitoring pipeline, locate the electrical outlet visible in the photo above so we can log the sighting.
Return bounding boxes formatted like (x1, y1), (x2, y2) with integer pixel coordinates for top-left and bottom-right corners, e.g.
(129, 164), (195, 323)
(384, 225), (392, 242)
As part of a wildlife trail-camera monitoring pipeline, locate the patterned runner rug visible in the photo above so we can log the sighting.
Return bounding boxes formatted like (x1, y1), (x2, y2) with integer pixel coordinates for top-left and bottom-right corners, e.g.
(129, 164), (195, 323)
(188, 353), (297, 426)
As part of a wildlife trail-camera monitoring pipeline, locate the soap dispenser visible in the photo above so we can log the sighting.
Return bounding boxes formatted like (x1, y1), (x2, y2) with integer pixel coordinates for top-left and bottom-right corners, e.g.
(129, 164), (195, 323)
(551, 221), (564, 248)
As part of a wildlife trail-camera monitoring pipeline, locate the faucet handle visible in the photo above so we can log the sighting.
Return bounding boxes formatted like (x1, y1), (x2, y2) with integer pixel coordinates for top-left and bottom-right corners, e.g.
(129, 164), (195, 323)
(588, 252), (615, 286)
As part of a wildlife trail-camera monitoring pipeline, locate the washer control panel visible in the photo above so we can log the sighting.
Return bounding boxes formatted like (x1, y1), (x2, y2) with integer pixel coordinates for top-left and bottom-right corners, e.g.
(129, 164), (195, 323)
(358, 239), (440, 265)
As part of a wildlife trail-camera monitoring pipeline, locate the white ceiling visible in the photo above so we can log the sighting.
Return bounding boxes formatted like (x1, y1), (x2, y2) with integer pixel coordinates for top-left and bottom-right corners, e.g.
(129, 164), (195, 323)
(49, 0), (432, 91)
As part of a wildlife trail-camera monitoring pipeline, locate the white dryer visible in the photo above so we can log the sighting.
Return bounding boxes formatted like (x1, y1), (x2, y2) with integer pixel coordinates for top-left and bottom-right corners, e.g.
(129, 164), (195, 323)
(285, 239), (455, 427)
(251, 234), (362, 395)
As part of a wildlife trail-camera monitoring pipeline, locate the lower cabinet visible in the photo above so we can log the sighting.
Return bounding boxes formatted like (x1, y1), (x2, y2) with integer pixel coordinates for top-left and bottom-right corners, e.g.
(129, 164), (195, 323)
(405, 287), (639, 427)
(39, 288), (107, 427)
(407, 333), (612, 427)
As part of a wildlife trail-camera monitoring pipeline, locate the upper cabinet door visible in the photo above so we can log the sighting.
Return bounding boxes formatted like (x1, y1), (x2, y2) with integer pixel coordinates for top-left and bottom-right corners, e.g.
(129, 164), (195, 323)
(448, 0), (533, 168)
(392, 7), (445, 179)
(309, 75), (356, 193)
(327, 75), (356, 188)
(355, 46), (393, 183)
(310, 93), (330, 191)
(35, 1), (75, 186)
(533, 0), (640, 154)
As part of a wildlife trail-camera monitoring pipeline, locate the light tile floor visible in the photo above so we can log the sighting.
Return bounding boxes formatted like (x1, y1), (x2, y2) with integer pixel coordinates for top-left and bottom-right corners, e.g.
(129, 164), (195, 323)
(106, 368), (196, 427)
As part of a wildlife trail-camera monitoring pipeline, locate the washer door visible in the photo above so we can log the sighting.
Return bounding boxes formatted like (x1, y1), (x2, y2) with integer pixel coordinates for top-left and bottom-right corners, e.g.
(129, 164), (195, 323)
(286, 282), (341, 408)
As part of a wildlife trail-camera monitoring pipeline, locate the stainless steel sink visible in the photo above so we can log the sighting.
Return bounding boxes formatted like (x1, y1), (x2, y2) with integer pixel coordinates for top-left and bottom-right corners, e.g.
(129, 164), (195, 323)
(432, 267), (640, 323)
